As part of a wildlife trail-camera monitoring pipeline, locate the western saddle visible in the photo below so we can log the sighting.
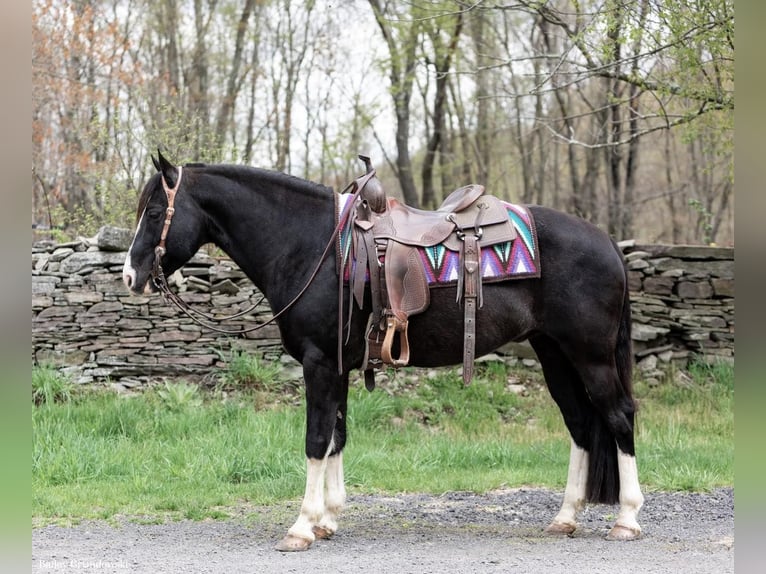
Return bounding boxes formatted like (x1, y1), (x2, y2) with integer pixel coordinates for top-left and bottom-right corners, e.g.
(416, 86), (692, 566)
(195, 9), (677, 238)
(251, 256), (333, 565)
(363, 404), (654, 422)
(342, 156), (517, 388)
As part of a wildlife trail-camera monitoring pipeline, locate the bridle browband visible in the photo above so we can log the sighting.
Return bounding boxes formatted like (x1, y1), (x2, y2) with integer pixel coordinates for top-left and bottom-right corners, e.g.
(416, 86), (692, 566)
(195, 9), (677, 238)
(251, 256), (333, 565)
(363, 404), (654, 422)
(149, 165), (376, 337)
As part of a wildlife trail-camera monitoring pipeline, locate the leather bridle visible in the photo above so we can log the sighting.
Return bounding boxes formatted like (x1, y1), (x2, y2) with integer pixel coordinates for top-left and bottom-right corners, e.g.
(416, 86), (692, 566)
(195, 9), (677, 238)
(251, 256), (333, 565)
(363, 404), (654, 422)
(149, 166), (264, 334)
(148, 165), (375, 338)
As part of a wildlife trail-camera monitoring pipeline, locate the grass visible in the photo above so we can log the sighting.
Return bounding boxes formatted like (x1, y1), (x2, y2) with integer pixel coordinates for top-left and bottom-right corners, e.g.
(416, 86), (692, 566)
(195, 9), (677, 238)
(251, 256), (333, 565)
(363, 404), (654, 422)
(32, 358), (733, 526)
(634, 360), (734, 491)
(33, 364), (75, 406)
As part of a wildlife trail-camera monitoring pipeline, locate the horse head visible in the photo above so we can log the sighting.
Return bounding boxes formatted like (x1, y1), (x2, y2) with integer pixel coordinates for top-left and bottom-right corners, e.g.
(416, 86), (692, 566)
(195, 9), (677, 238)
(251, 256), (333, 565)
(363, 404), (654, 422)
(123, 151), (205, 293)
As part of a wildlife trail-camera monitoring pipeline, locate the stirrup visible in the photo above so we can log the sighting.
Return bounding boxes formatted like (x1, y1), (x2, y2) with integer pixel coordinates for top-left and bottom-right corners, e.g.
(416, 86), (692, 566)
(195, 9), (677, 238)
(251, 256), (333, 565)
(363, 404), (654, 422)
(380, 315), (410, 367)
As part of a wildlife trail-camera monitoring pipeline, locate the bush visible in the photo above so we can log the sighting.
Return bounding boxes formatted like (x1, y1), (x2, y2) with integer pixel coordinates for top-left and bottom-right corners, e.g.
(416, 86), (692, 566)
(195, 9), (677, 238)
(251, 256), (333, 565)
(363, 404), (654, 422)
(156, 380), (203, 412)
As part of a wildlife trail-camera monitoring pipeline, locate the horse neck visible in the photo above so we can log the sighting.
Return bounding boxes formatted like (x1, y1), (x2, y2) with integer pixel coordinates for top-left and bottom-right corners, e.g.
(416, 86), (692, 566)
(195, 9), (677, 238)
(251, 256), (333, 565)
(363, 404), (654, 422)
(197, 172), (335, 302)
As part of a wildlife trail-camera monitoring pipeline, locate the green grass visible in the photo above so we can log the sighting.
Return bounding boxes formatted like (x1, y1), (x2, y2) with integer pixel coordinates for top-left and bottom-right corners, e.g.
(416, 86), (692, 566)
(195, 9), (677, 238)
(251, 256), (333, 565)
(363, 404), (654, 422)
(32, 359), (733, 526)
(634, 360), (734, 491)
(33, 363), (75, 406)
(217, 349), (283, 391)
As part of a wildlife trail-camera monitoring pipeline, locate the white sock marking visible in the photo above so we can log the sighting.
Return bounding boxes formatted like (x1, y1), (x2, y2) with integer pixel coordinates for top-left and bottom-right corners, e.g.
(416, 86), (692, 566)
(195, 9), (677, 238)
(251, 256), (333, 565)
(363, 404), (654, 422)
(615, 449), (644, 532)
(318, 452), (346, 534)
(287, 437), (335, 542)
(552, 439), (589, 527)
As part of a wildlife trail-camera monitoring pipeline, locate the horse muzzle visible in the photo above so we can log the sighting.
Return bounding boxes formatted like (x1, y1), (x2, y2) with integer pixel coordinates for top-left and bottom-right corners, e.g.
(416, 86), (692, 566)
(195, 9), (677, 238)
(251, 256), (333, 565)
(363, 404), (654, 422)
(122, 256), (154, 294)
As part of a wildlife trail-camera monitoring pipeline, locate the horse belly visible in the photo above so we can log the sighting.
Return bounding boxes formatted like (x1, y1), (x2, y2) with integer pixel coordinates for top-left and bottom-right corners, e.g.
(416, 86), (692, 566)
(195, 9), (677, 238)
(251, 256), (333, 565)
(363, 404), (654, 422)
(403, 283), (535, 368)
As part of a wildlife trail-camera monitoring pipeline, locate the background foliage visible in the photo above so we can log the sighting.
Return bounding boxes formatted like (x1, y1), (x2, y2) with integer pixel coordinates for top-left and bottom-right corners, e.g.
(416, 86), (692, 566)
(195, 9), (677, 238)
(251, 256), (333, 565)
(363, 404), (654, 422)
(32, 0), (733, 244)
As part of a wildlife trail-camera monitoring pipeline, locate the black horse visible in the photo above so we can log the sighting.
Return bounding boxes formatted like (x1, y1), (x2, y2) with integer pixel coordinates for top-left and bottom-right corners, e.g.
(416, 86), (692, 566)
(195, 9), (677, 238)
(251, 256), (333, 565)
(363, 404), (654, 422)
(123, 152), (643, 551)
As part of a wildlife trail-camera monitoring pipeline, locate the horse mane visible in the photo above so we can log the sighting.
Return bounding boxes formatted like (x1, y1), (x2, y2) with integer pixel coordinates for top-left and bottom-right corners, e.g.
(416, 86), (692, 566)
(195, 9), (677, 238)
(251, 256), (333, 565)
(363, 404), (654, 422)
(135, 162), (334, 225)
(199, 163), (335, 198)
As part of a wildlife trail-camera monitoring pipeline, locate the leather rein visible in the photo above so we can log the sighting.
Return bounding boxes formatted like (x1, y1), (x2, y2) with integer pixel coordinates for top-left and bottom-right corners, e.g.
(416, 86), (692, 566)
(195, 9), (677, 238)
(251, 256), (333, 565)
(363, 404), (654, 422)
(150, 166), (374, 336)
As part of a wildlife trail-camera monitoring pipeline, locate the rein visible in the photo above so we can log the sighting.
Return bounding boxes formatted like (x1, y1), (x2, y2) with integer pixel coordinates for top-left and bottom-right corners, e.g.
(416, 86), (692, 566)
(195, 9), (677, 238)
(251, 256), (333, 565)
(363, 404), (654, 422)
(150, 166), (375, 337)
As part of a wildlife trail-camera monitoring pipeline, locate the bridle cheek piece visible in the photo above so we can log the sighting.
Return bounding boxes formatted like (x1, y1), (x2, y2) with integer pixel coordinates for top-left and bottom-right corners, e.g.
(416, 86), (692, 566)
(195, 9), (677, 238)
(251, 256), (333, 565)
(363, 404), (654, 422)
(154, 166), (182, 263)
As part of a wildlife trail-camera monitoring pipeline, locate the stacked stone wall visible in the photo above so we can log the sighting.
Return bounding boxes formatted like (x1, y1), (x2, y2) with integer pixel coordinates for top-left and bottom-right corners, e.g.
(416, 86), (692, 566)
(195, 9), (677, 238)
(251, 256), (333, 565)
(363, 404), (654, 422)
(620, 241), (734, 381)
(32, 228), (734, 387)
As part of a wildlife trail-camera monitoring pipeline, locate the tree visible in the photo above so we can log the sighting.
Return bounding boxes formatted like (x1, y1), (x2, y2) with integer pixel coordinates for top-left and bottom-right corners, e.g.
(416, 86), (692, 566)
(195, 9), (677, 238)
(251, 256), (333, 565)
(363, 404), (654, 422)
(31, 0), (733, 245)
(367, 0), (421, 206)
(510, 0), (733, 238)
(419, 8), (464, 208)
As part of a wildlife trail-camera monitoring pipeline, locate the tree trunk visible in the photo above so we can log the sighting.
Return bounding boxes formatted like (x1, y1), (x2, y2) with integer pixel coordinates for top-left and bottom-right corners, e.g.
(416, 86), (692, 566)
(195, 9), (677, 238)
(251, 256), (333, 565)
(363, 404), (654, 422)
(369, 0), (419, 206)
(214, 0), (256, 149)
(421, 13), (463, 209)
(471, 11), (490, 184)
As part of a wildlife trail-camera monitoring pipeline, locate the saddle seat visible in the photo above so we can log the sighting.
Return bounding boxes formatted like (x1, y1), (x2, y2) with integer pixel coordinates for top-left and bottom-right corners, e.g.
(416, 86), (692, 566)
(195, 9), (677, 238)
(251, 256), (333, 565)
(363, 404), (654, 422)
(373, 185), (516, 250)
(344, 156), (517, 388)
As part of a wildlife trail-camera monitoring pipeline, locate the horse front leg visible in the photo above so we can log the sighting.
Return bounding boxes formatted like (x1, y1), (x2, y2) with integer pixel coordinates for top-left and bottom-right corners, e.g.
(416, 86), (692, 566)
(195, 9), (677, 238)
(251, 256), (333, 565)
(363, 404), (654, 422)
(275, 364), (348, 552)
(313, 450), (346, 540)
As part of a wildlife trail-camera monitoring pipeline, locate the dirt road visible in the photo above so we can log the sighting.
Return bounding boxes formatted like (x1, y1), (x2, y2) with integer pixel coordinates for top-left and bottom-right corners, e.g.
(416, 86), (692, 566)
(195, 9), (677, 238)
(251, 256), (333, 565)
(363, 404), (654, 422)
(33, 487), (733, 574)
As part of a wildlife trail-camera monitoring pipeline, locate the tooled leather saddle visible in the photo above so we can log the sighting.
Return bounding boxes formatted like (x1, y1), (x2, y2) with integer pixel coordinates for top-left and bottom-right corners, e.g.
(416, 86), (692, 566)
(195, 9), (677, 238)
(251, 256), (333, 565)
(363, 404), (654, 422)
(340, 156), (518, 389)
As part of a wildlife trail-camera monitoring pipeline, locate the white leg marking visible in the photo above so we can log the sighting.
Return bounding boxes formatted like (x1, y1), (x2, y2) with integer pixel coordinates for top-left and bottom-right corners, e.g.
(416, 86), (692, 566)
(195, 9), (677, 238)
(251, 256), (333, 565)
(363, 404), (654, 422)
(286, 438), (335, 542)
(614, 448), (644, 533)
(550, 439), (589, 529)
(317, 452), (346, 535)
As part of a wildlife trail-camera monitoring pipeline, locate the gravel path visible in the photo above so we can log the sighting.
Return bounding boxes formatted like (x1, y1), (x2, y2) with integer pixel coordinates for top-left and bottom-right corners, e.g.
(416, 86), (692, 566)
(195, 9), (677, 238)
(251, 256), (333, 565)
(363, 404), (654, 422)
(33, 487), (733, 574)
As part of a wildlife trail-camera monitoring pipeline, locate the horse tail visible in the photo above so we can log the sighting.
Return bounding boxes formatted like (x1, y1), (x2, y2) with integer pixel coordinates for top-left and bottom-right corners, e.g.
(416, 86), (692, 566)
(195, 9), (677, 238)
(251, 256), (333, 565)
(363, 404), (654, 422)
(614, 250), (635, 400)
(585, 241), (634, 505)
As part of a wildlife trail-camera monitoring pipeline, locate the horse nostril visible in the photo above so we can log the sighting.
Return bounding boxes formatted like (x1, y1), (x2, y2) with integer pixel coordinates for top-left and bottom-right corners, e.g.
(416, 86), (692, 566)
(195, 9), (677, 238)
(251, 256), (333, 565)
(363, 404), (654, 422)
(123, 274), (133, 289)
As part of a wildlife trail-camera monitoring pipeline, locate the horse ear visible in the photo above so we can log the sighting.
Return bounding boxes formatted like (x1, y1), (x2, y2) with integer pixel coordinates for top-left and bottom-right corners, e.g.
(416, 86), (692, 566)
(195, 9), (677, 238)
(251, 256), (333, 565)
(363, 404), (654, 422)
(151, 154), (161, 172)
(156, 149), (179, 189)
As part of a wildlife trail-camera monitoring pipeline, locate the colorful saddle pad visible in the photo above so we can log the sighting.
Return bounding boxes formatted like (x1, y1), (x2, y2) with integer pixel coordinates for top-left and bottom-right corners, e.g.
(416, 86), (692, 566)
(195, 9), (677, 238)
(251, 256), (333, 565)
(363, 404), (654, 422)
(337, 193), (540, 286)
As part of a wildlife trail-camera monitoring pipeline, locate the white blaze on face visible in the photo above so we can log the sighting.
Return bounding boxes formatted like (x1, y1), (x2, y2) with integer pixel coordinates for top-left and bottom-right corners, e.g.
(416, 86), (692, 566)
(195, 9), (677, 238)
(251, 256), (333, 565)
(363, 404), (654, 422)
(122, 210), (144, 291)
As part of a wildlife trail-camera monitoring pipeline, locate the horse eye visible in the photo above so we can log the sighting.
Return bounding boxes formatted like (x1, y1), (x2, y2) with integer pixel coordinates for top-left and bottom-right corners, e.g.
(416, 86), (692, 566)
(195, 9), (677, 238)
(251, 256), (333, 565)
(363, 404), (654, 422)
(146, 206), (164, 220)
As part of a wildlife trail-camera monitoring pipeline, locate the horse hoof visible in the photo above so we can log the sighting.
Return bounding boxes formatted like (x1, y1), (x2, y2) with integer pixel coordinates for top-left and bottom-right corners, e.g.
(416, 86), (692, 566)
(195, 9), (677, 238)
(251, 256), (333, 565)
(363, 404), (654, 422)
(606, 524), (642, 541)
(545, 521), (577, 535)
(312, 525), (334, 540)
(274, 534), (313, 552)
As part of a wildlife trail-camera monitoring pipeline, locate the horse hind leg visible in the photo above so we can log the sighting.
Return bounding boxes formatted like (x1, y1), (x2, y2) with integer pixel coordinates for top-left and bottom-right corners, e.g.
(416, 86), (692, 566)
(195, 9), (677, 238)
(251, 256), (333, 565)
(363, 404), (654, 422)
(576, 359), (644, 540)
(532, 335), (643, 539)
(531, 335), (593, 535)
(607, 447), (643, 540)
(546, 438), (589, 535)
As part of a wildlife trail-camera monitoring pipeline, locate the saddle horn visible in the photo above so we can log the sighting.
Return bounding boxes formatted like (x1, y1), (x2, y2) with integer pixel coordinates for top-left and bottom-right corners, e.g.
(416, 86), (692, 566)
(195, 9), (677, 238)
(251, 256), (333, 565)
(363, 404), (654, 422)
(358, 154), (374, 174)
(356, 155), (386, 213)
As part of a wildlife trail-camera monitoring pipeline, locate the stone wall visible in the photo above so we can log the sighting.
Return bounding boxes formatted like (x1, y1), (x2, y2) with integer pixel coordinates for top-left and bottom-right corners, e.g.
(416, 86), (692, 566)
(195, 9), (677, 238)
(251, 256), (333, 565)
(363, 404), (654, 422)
(33, 227), (284, 388)
(32, 227), (734, 387)
(619, 241), (734, 382)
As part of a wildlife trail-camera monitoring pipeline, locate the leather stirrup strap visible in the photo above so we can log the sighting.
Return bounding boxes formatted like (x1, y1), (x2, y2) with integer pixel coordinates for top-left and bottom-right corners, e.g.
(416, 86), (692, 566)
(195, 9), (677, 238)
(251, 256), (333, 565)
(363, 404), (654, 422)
(462, 234), (480, 385)
(364, 369), (376, 392)
(337, 170), (378, 373)
(362, 315), (380, 391)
